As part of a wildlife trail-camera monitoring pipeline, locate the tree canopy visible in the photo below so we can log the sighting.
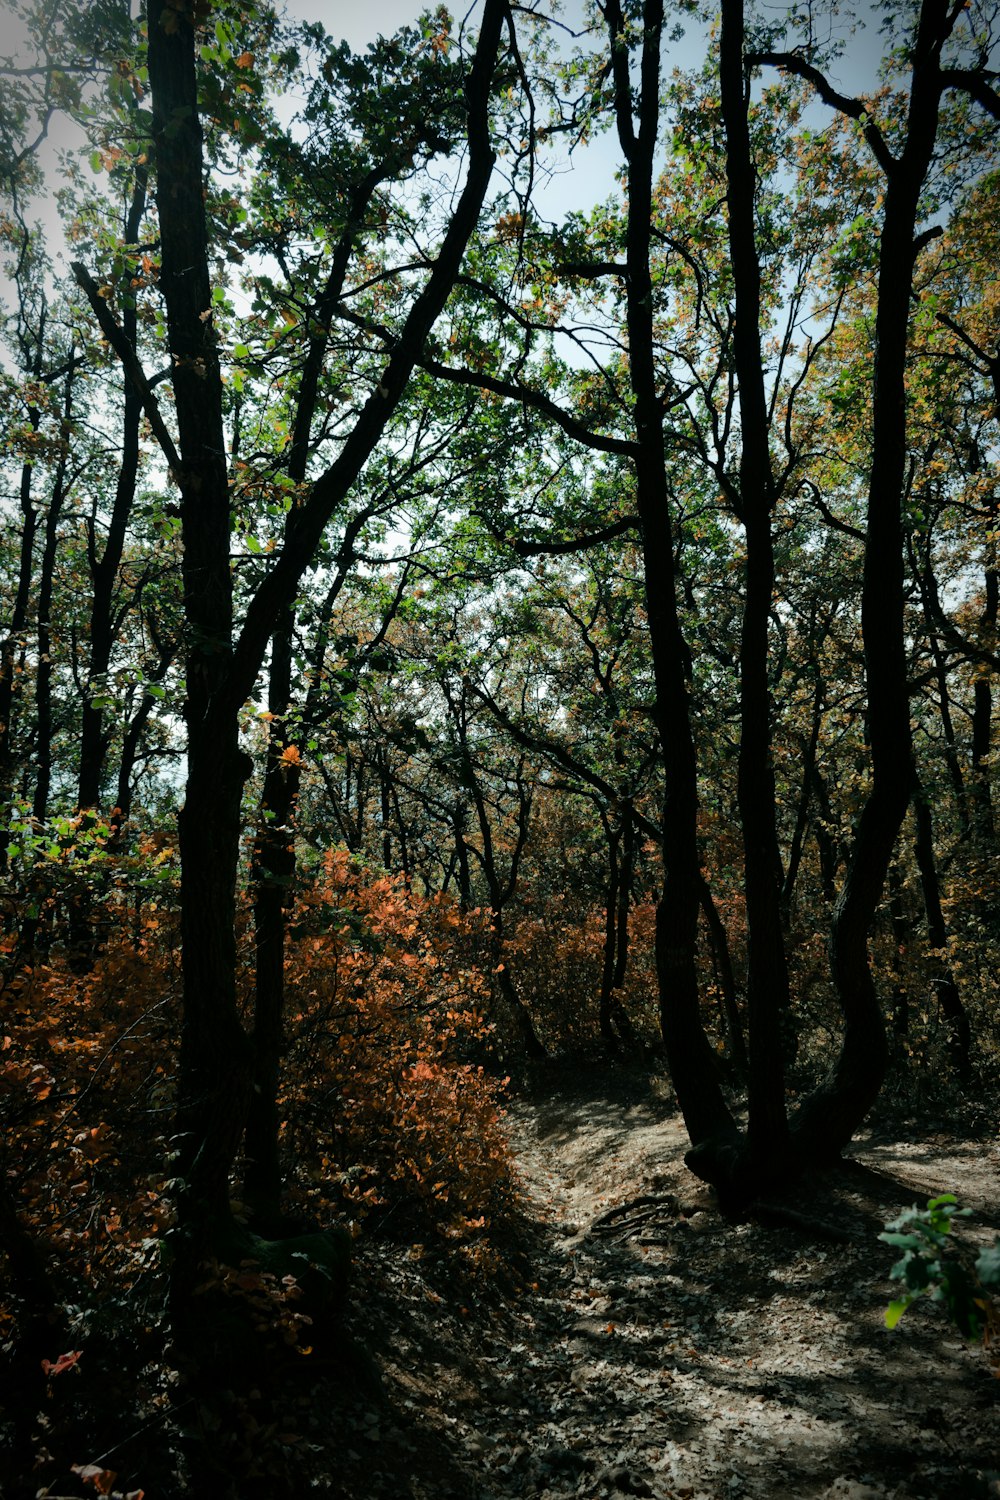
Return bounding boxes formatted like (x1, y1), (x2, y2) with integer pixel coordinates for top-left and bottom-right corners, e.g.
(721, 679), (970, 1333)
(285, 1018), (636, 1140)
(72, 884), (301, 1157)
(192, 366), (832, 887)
(1, 0), (998, 1483)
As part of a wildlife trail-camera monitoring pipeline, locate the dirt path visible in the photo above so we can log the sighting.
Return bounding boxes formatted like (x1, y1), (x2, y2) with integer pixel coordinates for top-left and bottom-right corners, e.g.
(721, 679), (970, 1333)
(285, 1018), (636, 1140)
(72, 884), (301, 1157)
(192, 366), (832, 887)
(333, 1066), (1000, 1500)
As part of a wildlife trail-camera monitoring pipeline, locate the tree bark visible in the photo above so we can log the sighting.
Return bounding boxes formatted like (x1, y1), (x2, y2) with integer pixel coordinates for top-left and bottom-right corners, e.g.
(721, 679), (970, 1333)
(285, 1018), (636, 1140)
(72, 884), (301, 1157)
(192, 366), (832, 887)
(606, 0), (737, 1151)
(719, 0), (792, 1176)
(244, 605), (296, 1227)
(971, 558), (997, 844)
(148, 0), (255, 1290)
(793, 0), (950, 1161)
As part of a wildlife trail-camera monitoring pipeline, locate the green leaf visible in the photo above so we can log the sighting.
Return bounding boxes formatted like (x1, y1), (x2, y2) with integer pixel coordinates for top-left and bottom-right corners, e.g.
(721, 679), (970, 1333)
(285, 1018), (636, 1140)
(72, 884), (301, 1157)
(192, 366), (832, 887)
(89, 149), (102, 173)
(885, 1298), (910, 1330)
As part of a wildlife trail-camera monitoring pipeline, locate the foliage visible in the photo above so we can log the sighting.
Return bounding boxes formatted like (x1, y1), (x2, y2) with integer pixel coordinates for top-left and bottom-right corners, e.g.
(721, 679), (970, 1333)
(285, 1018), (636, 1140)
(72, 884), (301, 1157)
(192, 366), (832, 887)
(0, 0), (998, 1484)
(279, 849), (517, 1261)
(881, 1194), (1000, 1360)
(0, 846), (518, 1366)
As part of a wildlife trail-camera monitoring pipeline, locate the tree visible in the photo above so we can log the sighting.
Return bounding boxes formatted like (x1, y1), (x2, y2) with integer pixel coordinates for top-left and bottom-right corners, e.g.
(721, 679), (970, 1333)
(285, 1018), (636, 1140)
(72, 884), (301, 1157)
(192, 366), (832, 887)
(65, 0), (512, 1308)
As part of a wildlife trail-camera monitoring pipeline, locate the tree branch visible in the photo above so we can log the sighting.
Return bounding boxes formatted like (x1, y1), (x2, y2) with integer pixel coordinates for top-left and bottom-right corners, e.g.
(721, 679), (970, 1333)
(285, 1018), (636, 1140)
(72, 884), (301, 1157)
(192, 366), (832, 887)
(70, 262), (182, 476)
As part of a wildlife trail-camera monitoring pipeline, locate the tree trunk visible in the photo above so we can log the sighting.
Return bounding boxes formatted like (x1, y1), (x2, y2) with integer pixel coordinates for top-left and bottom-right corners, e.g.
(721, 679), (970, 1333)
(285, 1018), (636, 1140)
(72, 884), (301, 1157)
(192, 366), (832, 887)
(0, 368), (43, 874)
(244, 606), (297, 1227)
(606, 0), (737, 1152)
(148, 0), (253, 1296)
(720, 0), (792, 1177)
(598, 814), (623, 1050)
(971, 559), (997, 845)
(143, 0), (509, 1304)
(793, 0), (949, 1163)
(77, 169), (148, 811)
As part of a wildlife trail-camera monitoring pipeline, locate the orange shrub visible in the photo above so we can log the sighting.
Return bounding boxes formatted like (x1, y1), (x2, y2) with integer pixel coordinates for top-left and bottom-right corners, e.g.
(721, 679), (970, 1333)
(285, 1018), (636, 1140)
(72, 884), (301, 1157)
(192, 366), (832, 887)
(275, 850), (518, 1260)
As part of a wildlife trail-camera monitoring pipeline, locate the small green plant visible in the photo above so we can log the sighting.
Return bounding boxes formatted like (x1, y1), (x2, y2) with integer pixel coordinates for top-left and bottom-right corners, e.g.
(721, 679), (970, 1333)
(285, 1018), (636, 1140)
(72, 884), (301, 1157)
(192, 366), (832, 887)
(880, 1194), (1000, 1356)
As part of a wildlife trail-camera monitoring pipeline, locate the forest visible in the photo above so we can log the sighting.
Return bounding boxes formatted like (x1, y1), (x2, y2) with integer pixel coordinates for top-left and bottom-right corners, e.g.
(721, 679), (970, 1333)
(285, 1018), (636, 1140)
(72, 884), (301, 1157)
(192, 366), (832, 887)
(0, 0), (998, 1495)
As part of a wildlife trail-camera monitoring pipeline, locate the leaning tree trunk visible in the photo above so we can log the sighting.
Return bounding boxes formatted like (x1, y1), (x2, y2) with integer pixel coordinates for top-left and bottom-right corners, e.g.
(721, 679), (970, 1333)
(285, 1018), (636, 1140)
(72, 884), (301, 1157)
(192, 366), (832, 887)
(792, 0), (949, 1163)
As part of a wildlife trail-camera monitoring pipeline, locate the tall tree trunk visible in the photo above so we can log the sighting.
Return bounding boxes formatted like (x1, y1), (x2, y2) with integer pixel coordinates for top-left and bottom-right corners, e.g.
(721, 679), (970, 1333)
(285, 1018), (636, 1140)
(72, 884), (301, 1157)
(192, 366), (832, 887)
(598, 812), (623, 1050)
(971, 558), (997, 845)
(244, 605), (297, 1227)
(140, 0), (508, 1314)
(606, 0), (736, 1152)
(148, 0), (254, 1293)
(793, 0), (949, 1161)
(77, 169), (148, 811)
(0, 344), (44, 873)
(720, 0), (791, 1178)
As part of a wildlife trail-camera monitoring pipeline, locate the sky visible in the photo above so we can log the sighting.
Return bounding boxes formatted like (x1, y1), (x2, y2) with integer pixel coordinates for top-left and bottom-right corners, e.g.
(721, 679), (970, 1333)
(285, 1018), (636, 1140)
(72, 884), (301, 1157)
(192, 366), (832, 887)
(0, 0), (891, 283)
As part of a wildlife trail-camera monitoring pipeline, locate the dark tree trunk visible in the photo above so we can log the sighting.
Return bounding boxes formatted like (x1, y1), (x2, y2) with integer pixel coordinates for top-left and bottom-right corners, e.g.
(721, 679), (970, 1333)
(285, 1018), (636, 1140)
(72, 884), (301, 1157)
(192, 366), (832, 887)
(77, 169), (148, 811)
(971, 560), (997, 844)
(793, 0), (950, 1163)
(245, 605), (297, 1227)
(606, 0), (736, 1151)
(148, 0), (254, 1292)
(142, 0), (509, 1310)
(720, 0), (792, 1177)
(0, 361), (44, 873)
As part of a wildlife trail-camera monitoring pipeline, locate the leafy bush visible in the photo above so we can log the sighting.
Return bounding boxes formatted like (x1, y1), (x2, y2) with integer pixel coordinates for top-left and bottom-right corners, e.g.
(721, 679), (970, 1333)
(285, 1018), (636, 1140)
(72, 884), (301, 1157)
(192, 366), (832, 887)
(277, 850), (519, 1261)
(881, 1194), (999, 1361)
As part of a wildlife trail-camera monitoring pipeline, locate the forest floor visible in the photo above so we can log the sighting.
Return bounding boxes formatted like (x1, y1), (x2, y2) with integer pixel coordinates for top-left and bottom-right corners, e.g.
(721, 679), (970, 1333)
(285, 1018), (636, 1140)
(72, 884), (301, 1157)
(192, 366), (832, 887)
(325, 1062), (1000, 1500)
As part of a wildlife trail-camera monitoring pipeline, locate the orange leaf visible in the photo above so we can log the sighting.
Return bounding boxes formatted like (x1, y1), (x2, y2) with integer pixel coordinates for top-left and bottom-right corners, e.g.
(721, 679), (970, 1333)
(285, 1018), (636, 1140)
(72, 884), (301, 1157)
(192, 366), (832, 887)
(72, 1465), (117, 1495)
